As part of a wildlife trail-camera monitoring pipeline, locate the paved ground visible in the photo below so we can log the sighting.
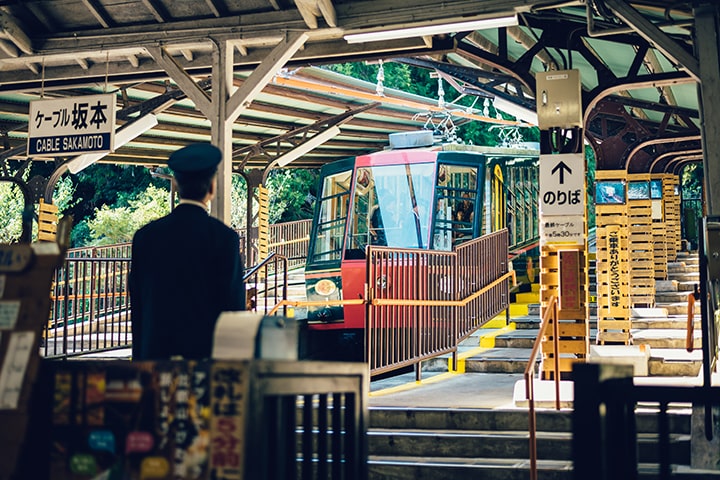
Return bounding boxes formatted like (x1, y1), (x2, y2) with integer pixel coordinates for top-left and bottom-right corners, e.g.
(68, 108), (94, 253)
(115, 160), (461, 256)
(369, 371), (525, 409)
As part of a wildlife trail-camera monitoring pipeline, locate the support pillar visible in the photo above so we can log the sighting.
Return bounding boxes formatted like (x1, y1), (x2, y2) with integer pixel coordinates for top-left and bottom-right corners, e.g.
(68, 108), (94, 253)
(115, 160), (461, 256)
(695, 4), (720, 216)
(147, 32), (308, 225)
(536, 69), (590, 377)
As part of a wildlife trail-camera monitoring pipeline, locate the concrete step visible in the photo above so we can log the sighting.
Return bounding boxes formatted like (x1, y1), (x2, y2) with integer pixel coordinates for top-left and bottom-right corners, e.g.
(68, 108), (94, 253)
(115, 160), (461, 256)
(367, 407), (701, 480)
(667, 272), (701, 283)
(669, 262), (699, 274)
(632, 328), (702, 349)
(658, 302), (701, 315)
(369, 457), (573, 480)
(632, 316), (701, 330)
(422, 347), (536, 374)
(649, 348), (703, 377)
(655, 290), (702, 304)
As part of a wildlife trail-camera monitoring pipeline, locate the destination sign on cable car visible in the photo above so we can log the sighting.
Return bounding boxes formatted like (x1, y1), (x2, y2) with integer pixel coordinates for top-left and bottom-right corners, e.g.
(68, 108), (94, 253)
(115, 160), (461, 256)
(27, 93), (116, 156)
(539, 153), (585, 216)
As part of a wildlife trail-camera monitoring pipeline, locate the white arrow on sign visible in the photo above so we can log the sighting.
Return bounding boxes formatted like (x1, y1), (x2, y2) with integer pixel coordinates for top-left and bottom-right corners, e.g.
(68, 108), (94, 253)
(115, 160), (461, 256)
(539, 153), (585, 216)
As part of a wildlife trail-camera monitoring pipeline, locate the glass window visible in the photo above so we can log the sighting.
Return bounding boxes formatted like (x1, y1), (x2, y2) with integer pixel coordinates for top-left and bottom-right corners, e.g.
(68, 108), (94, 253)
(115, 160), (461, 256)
(308, 170), (351, 263)
(433, 164), (478, 250)
(346, 163), (434, 258)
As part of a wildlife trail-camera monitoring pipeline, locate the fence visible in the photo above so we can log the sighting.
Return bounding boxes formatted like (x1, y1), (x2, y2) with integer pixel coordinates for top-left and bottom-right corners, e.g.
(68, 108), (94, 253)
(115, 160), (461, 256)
(239, 219), (311, 269)
(573, 362), (720, 480)
(44, 255), (132, 357)
(43, 220), (309, 359)
(366, 229), (512, 377)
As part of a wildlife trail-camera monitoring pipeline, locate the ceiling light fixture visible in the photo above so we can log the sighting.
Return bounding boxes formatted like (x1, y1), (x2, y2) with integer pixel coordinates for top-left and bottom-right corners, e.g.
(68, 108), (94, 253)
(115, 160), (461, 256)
(344, 15), (518, 44)
(66, 114), (159, 174)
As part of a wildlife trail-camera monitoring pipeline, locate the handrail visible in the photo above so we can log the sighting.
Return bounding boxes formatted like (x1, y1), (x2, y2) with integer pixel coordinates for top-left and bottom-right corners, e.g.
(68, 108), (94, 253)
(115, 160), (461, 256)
(686, 284), (699, 352)
(244, 252), (277, 280)
(524, 295), (560, 480)
(266, 271), (517, 315)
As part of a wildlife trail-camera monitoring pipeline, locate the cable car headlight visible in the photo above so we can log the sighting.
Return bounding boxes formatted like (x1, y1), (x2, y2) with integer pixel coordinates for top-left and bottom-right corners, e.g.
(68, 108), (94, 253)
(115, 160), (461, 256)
(314, 279), (337, 297)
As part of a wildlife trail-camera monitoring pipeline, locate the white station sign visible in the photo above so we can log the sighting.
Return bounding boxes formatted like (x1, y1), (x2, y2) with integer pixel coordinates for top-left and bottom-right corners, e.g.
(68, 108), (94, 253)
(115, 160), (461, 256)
(28, 94), (116, 156)
(539, 153), (585, 216)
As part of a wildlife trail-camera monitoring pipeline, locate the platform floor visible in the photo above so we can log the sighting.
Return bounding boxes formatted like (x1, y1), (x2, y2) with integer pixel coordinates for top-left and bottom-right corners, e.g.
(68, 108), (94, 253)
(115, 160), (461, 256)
(369, 368), (718, 410)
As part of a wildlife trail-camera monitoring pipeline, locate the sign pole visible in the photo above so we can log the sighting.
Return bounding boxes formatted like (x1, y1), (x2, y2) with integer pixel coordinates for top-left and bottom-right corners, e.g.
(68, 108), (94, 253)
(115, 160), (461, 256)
(536, 70), (590, 379)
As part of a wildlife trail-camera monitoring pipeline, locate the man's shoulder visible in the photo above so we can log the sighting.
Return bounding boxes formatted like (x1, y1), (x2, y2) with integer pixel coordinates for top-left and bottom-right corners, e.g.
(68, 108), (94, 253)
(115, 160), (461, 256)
(205, 215), (240, 240)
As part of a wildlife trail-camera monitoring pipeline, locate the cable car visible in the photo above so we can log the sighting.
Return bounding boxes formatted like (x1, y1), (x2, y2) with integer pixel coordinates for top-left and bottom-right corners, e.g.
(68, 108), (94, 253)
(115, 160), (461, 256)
(304, 131), (539, 359)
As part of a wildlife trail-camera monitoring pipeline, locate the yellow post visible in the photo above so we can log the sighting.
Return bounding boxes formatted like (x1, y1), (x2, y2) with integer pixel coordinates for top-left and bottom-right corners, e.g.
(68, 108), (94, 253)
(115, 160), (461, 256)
(38, 199), (59, 242)
(257, 184), (270, 265)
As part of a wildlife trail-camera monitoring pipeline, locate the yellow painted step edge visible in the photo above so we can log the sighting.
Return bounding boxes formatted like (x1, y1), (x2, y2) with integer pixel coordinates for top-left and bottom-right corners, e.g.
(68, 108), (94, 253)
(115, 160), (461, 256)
(450, 322), (517, 373)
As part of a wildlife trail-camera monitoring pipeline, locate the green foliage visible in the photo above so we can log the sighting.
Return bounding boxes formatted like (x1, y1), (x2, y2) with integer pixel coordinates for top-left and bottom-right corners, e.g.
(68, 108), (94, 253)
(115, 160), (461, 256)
(0, 182), (25, 243)
(87, 184), (170, 245)
(681, 163), (703, 198)
(267, 169), (318, 223)
(0, 172), (77, 243)
(230, 170), (318, 230)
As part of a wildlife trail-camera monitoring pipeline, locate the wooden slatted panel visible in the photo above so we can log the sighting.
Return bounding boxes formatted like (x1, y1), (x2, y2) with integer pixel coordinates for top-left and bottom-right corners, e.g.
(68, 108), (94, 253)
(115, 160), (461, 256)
(37, 199), (59, 242)
(663, 175), (681, 262)
(539, 245), (589, 378)
(595, 220), (631, 345)
(626, 176), (654, 307)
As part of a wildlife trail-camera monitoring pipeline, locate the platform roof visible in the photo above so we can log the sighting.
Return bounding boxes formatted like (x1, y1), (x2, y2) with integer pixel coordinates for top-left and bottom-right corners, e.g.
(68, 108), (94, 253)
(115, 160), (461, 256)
(0, 1), (703, 172)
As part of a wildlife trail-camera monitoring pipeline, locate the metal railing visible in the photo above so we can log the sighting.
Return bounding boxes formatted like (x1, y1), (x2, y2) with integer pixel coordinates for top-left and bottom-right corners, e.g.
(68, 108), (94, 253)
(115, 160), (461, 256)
(44, 255), (132, 357)
(573, 362), (720, 480)
(244, 252), (290, 316)
(248, 360), (368, 480)
(524, 295), (561, 480)
(43, 220), (310, 359)
(239, 219), (311, 269)
(366, 229), (512, 377)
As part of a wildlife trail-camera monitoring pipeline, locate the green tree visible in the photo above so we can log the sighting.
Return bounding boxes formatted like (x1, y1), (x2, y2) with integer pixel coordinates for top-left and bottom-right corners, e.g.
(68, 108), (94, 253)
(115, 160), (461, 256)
(87, 184), (170, 245)
(0, 172), (76, 243)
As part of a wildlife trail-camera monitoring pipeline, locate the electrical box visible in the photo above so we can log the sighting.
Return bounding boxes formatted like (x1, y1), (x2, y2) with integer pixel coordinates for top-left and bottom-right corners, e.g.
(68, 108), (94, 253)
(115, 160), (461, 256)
(706, 221), (720, 281)
(536, 69), (582, 129)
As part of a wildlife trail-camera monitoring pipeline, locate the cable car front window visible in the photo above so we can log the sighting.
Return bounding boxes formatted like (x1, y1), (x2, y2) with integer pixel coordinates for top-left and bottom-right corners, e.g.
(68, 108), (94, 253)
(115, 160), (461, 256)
(346, 163), (433, 258)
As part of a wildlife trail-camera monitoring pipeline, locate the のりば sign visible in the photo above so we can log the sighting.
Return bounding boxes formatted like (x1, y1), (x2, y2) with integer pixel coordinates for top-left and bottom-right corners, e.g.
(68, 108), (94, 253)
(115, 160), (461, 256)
(27, 94), (116, 156)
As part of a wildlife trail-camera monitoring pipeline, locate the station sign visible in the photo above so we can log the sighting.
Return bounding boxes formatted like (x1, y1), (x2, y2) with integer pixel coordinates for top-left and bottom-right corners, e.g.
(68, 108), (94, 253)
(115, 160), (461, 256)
(27, 93), (116, 156)
(539, 153), (585, 216)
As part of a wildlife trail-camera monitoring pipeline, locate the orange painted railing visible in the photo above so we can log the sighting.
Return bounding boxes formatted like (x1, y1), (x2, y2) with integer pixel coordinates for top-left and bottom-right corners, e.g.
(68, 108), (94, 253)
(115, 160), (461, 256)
(524, 295), (561, 480)
(686, 283), (700, 352)
(367, 230), (511, 378)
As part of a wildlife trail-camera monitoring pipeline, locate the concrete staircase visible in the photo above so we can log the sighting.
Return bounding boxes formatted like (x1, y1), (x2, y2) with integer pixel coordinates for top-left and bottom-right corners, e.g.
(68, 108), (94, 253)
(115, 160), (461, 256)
(367, 406), (708, 479)
(423, 251), (703, 380)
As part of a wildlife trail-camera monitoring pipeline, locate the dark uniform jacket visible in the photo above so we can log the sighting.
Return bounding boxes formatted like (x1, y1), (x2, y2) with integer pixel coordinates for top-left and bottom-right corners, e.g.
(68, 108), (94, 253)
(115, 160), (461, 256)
(129, 203), (245, 360)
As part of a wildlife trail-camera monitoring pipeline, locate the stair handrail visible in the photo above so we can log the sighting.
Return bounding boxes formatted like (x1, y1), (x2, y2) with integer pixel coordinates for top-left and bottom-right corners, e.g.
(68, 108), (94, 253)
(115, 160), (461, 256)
(524, 294), (560, 480)
(686, 283), (699, 352)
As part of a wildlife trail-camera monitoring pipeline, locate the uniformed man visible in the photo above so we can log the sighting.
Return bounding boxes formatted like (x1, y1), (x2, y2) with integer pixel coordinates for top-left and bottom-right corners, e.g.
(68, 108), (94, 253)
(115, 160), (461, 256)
(129, 143), (246, 360)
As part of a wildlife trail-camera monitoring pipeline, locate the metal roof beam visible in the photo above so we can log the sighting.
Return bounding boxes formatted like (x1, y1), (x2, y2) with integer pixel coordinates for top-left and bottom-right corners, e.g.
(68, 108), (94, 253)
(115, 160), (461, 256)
(603, 0), (699, 81)
(141, 0), (170, 23)
(0, 10), (32, 54)
(146, 46), (213, 114)
(81, 0), (114, 28)
(226, 31), (308, 123)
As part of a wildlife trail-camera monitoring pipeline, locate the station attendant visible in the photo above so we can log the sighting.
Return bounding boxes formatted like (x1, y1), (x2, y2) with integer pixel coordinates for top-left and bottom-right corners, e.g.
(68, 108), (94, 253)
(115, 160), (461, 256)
(129, 143), (246, 360)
